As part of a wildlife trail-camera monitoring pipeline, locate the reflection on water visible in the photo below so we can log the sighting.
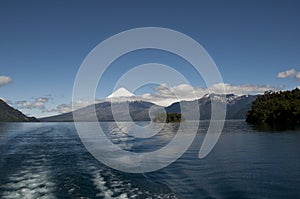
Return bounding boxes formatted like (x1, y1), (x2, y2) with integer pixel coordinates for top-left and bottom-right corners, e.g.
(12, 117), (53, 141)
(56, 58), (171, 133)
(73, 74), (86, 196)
(248, 122), (300, 132)
(0, 121), (300, 198)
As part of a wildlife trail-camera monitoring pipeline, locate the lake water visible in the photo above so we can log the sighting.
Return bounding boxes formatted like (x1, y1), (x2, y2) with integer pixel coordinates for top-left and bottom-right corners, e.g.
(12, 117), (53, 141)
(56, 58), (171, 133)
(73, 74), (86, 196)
(0, 121), (300, 198)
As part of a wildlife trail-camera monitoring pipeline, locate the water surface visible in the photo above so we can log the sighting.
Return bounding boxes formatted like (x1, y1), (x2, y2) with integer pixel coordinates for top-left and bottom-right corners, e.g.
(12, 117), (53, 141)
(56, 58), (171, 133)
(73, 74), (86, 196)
(0, 121), (299, 198)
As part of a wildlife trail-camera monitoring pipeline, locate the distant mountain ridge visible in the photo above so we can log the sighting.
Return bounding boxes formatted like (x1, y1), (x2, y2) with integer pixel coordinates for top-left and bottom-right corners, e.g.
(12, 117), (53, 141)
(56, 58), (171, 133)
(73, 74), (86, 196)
(40, 94), (258, 122)
(166, 94), (257, 120)
(0, 99), (38, 122)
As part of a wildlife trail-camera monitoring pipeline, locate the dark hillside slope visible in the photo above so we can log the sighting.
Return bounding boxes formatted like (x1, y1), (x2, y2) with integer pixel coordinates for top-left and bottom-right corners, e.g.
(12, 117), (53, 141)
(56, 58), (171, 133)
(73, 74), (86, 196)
(0, 99), (38, 122)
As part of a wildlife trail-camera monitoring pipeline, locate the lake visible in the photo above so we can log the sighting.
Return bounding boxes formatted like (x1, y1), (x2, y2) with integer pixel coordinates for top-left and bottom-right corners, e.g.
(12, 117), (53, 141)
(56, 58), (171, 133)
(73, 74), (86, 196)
(0, 121), (300, 198)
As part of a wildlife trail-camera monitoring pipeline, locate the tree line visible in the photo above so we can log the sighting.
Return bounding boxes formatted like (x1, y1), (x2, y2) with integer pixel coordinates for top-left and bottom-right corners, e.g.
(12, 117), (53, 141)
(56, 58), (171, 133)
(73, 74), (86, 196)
(153, 112), (183, 123)
(246, 88), (300, 126)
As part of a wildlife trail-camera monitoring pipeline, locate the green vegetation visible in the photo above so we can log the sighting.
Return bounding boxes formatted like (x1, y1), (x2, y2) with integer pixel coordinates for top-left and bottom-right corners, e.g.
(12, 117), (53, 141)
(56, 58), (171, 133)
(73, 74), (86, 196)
(153, 112), (184, 123)
(246, 88), (300, 126)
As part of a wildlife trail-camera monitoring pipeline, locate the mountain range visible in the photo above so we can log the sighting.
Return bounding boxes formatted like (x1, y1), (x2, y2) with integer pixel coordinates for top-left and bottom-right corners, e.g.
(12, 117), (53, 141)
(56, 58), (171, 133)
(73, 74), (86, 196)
(0, 87), (258, 122)
(40, 93), (257, 122)
(166, 94), (257, 120)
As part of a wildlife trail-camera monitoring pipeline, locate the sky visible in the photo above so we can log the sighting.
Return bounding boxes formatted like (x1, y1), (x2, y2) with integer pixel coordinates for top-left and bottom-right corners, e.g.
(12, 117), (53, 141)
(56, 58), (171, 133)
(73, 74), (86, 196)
(0, 0), (300, 117)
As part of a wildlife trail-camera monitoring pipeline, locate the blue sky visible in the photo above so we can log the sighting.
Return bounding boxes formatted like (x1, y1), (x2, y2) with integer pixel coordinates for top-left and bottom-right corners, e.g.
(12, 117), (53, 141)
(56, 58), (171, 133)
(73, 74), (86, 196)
(0, 0), (300, 117)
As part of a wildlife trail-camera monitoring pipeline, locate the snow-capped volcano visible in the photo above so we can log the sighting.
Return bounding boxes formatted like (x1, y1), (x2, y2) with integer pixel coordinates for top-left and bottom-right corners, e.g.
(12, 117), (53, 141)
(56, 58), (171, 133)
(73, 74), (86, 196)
(107, 88), (135, 98)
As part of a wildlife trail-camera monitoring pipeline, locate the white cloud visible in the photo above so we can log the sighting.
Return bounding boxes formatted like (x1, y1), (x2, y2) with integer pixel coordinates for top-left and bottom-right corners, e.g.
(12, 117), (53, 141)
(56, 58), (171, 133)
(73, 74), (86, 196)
(48, 99), (104, 114)
(277, 68), (296, 78)
(11, 96), (76, 115)
(14, 97), (51, 110)
(277, 68), (300, 80)
(0, 76), (12, 87)
(296, 72), (300, 80)
(155, 83), (200, 98)
(143, 84), (204, 106)
(56, 104), (72, 114)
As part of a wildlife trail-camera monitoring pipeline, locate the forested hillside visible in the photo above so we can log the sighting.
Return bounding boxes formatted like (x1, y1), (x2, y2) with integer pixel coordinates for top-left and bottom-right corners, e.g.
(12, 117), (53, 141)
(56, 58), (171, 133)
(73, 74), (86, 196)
(246, 88), (300, 126)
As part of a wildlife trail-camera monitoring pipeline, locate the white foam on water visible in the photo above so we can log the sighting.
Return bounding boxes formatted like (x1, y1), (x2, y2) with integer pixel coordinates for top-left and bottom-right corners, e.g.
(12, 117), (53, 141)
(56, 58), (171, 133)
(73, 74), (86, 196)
(1, 157), (56, 199)
(90, 168), (177, 199)
(92, 171), (116, 199)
